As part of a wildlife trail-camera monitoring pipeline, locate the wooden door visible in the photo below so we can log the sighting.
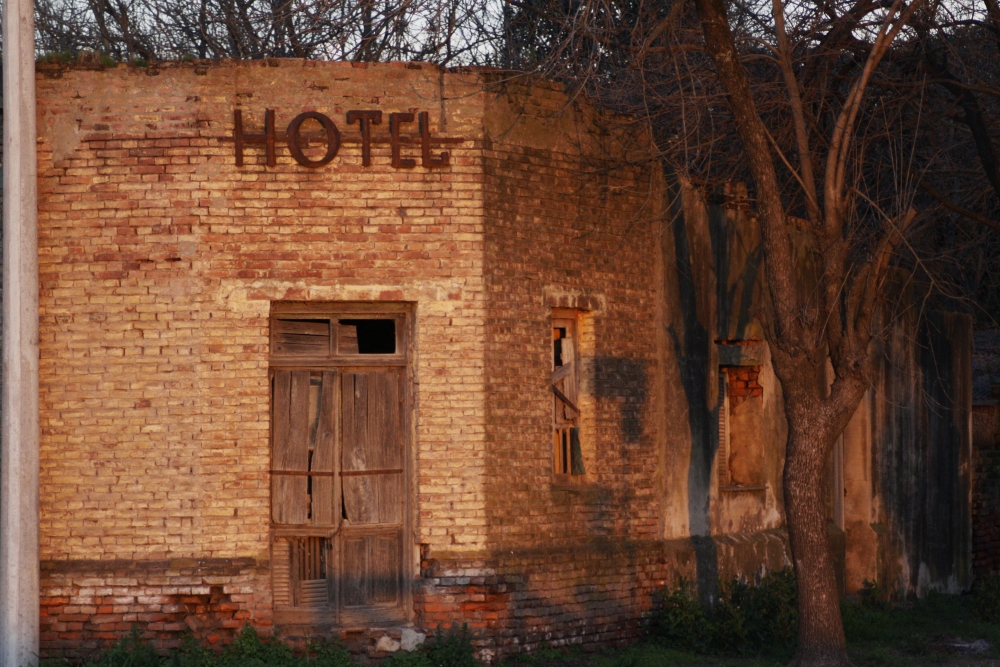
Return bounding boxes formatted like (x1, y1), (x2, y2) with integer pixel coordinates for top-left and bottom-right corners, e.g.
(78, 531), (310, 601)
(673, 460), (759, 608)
(269, 305), (410, 627)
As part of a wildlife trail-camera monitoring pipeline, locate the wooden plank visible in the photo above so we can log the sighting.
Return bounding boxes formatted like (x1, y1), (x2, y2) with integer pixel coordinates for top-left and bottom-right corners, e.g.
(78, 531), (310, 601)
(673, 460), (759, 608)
(372, 533), (400, 605)
(560, 335), (578, 422)
(570, 428), (585, 475)
(273, 371), (310, 524)
(552, 385), (580, 416)
(311, 371), (338, 526)
(551, 363), (573, 384)
(343, 373), (377, 523)
(338, 322), (360, 355)
(373, 371), (403, 524)
(273, 319), (330, 357)
(267, 357), (406, 368)
(342, 536), (370, 607)
(272, 538), (291, 608)
(272, 301), (409, 315)
(272, 372), (291, 524)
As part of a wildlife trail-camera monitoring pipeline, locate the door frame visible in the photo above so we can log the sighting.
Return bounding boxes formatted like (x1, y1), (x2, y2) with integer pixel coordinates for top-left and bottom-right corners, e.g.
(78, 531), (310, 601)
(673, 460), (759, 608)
(268, 301), (414, 628)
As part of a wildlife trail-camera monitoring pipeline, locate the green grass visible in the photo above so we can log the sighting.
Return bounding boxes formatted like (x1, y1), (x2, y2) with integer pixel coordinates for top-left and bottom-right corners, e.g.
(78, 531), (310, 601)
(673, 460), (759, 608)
(500, 592), (1000, 666)
(843, 591), (1000, 665)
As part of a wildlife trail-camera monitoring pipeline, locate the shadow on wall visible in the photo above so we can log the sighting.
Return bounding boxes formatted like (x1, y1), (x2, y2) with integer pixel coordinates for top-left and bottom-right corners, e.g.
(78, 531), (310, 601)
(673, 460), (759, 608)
(662, 177), (766, 606)
(666, 177), (719, 606)
(593, 357), (648, 446)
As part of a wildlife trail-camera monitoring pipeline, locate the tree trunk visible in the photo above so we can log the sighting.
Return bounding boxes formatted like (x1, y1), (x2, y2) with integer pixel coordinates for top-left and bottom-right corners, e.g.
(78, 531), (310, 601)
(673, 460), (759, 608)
(783, 410), (849, 667)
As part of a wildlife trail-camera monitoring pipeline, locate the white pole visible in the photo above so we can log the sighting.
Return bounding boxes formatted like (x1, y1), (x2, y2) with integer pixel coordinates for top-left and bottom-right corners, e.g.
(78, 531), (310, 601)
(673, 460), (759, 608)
(0, 0), (39, 658)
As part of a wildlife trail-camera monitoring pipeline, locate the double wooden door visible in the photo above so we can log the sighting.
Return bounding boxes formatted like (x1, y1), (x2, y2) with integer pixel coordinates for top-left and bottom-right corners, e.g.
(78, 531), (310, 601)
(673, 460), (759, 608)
(270, 367), (407, 625)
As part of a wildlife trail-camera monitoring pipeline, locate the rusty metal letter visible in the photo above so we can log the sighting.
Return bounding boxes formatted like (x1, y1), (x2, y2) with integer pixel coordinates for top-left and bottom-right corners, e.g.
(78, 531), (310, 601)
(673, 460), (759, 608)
(419, 112), (450, 168)
(286, 112), (341, 168)
(389, 113), (416, 169)
(347, 110), (382, 167)
(234, 109), (276, 167)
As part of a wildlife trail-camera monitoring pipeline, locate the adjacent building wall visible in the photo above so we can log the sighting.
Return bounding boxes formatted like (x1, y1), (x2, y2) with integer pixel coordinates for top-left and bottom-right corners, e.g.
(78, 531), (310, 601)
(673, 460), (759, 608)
(865, 304), (973, 596)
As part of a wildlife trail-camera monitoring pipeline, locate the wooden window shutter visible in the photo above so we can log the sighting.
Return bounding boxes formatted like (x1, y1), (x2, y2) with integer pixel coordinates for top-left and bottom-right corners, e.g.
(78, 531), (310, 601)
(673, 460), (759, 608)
(272, 370), (340, 526)
(272, 371), (311, 524)
(718, 371), (730, 486)
(553, 315), (584, 476)
(272, 538), (292, 607)
(340, 370), (404, 611)
(311, 371), (340, 527)
(341, 371), (404, 525)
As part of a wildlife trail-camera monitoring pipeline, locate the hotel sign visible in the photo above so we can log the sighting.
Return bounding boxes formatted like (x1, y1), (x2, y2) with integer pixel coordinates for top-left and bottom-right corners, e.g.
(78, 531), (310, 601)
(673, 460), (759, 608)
(233, 109), (462, 169)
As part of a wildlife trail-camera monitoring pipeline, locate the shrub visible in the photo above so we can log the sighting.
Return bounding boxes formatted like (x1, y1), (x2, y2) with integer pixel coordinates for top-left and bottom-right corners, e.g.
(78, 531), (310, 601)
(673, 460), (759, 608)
(649, 567), (797, 656)
(424, 624), (479, 667)
(859, 579), (888, 610)
(648, 580), (713, 653)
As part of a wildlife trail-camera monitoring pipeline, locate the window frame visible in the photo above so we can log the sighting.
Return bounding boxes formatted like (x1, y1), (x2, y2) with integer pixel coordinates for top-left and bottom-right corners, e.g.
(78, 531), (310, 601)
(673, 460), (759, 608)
(552, 309), (585, 479)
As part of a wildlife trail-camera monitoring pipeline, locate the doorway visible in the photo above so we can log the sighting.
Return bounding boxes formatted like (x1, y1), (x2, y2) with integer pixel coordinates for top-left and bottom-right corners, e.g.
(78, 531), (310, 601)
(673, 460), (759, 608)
(268, 303), (410, 626)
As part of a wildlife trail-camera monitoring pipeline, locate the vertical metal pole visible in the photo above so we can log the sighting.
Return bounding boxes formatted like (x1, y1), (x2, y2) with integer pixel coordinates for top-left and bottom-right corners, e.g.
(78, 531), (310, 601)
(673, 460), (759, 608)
(1, 0), (39, 659)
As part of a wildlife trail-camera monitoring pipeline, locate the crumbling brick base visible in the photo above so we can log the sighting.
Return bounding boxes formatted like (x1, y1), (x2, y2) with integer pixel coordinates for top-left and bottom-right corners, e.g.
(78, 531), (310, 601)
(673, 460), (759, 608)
(40, 558), (271, 661)
(414, 531), (790, 663)
(39, 533), (789, 663)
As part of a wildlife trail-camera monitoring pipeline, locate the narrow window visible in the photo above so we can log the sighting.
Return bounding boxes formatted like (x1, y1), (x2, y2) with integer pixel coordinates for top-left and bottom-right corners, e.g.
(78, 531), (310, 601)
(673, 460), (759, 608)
(553, 312), (584, 476)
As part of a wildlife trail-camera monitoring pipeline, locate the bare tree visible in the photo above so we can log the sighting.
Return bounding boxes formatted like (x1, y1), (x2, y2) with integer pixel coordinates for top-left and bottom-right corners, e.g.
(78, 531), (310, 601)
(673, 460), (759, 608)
(34, 0), (505, 63)
(501, 0), (1000, 665)
(28, 0), (1000, 662)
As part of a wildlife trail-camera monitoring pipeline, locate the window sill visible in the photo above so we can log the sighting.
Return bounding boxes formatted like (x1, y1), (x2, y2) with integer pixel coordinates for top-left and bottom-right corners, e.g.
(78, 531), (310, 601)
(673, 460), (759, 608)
(551, 474), (589, 490)
(719, 484), (768, 493)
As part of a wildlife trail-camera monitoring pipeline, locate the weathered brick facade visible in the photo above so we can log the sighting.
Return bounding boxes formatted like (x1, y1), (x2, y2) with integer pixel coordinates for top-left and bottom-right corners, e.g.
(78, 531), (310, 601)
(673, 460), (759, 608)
(31, 59), (973, 662)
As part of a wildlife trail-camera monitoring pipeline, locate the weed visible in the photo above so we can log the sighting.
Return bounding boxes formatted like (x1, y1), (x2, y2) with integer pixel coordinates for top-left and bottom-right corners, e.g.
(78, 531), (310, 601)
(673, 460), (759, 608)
(424, 624), (479, 667)
(59, 625), (354, 667)
(80, 626), (161, 667)
(384, 624), (480, 667)
(501, 642), (577, 666)
(39, 51), (77, 64)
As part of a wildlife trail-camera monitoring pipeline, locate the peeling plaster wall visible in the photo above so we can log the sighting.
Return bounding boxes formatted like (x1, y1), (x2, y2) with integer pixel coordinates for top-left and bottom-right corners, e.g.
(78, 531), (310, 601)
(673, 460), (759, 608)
(870, 307), (973, 596)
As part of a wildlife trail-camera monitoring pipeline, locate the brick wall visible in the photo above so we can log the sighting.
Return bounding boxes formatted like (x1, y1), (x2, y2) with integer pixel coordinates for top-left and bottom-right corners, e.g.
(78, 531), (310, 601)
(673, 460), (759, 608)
(36, 59), (490, 655)
(40, 558), (268, 659)
(414, 531), (789, 661)
(34, 61), (792, 661)
(726, 366), (763, 409)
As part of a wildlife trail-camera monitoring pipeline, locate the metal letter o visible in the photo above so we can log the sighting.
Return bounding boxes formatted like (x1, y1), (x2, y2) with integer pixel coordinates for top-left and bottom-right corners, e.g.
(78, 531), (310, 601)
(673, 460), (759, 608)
(286, 111), (340, 168)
